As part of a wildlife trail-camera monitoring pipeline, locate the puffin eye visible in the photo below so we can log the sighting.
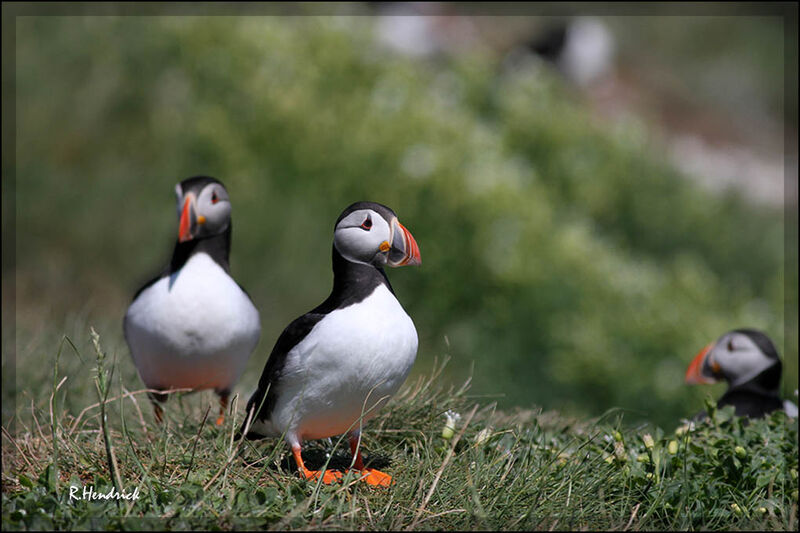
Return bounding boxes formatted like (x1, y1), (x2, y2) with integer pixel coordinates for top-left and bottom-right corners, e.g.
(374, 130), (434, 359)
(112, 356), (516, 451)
(360, 215), (372, 231)
(211, 191), (219, 204)
(727, 339), (735, 351)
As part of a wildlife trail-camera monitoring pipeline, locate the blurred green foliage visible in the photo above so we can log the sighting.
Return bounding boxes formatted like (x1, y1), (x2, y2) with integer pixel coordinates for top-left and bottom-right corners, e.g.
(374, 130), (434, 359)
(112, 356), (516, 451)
(9, 16), (797, 428)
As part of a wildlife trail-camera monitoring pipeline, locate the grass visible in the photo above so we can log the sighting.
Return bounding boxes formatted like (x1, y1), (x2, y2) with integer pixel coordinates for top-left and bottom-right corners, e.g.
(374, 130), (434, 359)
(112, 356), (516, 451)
(2, 330), (797, 530)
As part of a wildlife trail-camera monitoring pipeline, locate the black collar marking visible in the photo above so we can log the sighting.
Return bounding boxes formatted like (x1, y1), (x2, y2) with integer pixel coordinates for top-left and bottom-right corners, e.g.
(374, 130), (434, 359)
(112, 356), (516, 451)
(129, 224), (232, 303)
(692, 388), (785, 421)
(729, 362), (783, 395)
(241, 245), (395, 437)
(169, 224), (232, 276)
(716, 387), (784, 418)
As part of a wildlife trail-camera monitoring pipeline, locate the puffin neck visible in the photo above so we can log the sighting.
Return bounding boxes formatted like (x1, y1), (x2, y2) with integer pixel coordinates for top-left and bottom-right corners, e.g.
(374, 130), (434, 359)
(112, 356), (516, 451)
(311, 245), (393, 314)
(169, 224), (232, 274)
(729, 360), (782, 396)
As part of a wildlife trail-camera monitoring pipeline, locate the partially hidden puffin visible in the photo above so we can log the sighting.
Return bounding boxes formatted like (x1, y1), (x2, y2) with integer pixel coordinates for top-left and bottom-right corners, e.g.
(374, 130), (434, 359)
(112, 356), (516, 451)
(124, 176), (261, 425)
(241, 201), (421, 487)
(685, 328), (798, 419)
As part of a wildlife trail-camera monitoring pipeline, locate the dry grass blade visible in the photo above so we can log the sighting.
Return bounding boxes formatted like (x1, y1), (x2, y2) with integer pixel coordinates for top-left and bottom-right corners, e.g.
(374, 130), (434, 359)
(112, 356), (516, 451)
(68, 387), (194, 435)
(184, 404), (211, 484)
(624, 502), (641, 531)
(2, 426), (36, 471)
(122, 386), (149, 437)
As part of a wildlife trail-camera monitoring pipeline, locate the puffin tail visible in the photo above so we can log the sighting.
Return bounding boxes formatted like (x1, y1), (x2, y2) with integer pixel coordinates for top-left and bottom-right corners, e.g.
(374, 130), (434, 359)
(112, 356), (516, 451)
(236, 387), (269, 440)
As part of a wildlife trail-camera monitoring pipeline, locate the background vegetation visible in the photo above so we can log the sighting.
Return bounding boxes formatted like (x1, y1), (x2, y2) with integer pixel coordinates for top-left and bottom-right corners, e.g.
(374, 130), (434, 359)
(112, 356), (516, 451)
(6, 14), (795, 427)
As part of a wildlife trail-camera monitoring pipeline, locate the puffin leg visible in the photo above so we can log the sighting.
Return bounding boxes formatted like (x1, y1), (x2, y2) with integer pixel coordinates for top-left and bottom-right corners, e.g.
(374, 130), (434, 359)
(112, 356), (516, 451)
(216, 391), (229, 426)
(148, 391), (168, 423)
(349, 432), (365, 470)
(153, 403), (164, 424)
(291, 444), (343, 484)
(348, 432), (393, 487)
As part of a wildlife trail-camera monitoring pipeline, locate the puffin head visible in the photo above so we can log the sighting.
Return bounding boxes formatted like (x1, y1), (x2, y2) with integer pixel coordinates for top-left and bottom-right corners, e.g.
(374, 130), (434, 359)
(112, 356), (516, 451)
(175, 176), (232, 243)
(333, 201), (421, 268)
(685, 329), (782, 389)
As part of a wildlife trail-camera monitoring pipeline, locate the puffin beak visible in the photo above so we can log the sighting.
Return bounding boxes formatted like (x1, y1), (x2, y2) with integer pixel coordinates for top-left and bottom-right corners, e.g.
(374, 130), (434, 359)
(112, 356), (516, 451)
(178, 194), (197, 243)
(685, 343), (718, 385)
(386, 218), (421, 267)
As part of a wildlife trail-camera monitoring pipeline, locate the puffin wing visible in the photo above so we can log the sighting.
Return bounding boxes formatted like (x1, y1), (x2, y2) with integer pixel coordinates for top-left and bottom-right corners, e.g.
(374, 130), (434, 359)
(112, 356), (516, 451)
(240, 311), (326, 438)
(123, 266), (171, 352)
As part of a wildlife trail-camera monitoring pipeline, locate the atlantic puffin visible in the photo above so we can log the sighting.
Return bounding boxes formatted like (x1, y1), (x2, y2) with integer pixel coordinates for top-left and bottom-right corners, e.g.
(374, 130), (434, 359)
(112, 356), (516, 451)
(241, 201), (421, 487)
(124, 176), (261, 425)
(685, 328), (798, 419)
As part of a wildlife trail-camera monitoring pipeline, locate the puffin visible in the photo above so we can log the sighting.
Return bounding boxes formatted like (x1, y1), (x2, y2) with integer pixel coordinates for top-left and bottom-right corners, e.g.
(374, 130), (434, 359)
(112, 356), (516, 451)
(685, 328), (798, 419)
(241, 201), (421, 487)
(123, 176), (261, 425)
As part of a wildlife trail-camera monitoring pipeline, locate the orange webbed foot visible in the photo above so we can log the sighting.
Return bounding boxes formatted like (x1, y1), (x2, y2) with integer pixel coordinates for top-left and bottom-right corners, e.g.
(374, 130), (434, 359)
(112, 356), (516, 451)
(291, 444), (342, 484)
(301, 468), (344, 484)
(359, 468), (393, 487)
(348, 433), (393, 487)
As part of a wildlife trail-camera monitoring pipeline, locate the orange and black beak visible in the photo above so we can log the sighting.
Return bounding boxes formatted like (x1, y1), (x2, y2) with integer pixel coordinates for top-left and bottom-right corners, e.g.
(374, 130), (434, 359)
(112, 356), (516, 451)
(685, 342), (720, 385)
(386, 218), (421, 267)
(178, 193), (205, 243)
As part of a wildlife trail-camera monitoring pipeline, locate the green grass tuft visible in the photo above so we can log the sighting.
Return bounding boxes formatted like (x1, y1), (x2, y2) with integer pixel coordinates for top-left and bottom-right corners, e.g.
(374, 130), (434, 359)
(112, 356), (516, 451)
(2, 331), (797, 530)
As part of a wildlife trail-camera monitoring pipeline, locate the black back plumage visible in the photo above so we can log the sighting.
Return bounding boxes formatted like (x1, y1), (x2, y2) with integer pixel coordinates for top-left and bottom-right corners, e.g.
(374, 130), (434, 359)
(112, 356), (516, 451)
(715, 384), (784, 419)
